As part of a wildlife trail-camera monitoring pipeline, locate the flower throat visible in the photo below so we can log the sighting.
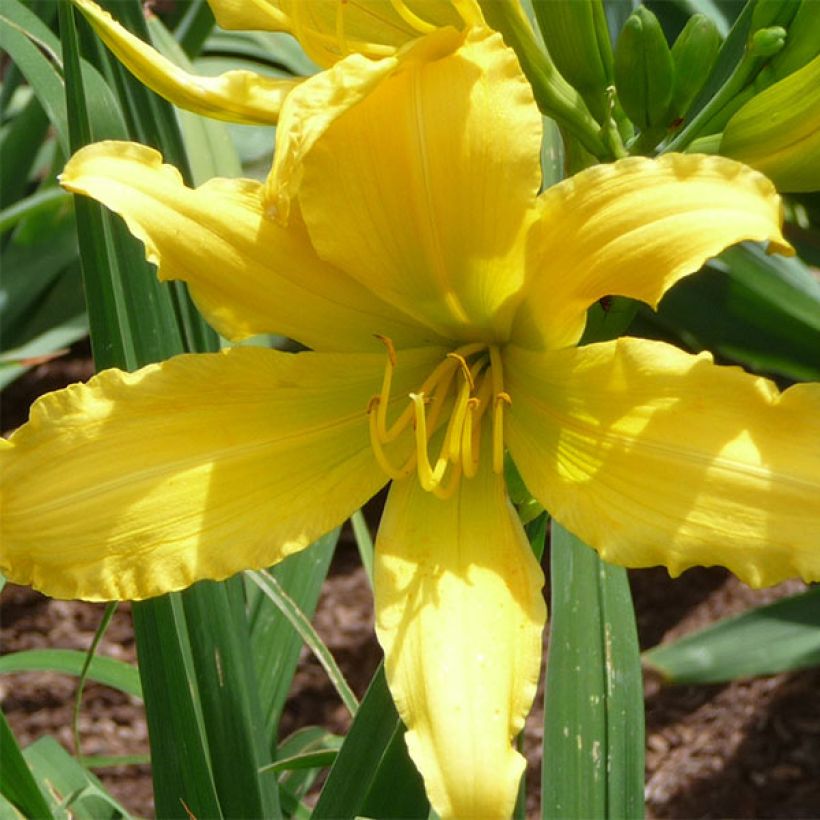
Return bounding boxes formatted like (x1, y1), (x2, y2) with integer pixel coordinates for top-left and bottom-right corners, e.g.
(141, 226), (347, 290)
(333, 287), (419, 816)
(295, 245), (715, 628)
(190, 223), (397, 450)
(368, 338), (510, 499)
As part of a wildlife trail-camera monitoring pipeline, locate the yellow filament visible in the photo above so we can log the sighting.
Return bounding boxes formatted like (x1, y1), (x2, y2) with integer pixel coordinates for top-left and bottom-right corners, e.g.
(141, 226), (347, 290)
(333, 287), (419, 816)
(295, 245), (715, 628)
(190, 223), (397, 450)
(462, 375), (492, 477)
(335, 0), (351, 57)
(432, 462), (462, 500)
(369, 403), (416, 480)
(460, 397), (481, 478)
(488, 346), (511, 474)
(453, 0), (484, 26)
(410, 393), (449, 490)
(493, 392), (511, 474)
(388, 0), (437, 33)
(445, 377), (474, 463)
(446, 352), (475, 391)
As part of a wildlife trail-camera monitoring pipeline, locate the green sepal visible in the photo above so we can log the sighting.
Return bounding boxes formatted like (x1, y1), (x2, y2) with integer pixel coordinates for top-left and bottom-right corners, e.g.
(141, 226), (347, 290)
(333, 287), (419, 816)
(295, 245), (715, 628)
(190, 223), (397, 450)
(614, 6), (674, 131)
(670, 14), (722, 120)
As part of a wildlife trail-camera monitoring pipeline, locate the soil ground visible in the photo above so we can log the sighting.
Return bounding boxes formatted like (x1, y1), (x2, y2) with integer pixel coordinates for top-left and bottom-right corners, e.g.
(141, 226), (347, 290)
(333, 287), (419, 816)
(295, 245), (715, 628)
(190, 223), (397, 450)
(3, 346), (819, 819)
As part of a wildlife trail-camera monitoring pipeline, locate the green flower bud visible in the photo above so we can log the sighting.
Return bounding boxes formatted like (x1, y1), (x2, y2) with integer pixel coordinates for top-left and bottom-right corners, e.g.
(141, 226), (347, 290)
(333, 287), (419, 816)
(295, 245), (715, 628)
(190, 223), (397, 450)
(749, 25), (787, 58)
(532, 0), (614, 123)
(721, 53), (820, 192)
(669, 14), (722, 120)
(614, 6), (675, 131)
(769, 0), (820, 80)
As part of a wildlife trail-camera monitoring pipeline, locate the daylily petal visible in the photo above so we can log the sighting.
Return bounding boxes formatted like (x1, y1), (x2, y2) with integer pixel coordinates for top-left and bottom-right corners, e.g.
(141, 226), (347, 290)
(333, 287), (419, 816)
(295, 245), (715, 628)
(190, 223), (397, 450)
(514, 154), (793, 351)
(207, 0), (291, 33)
(0, 346), (442, 601)
(72, 0), (300, 125)
(211, 0), (479, 65)
(61, 141), (439, 351)
(374, 441), (546, 818)
(505, 338), (820, 587)
(298, 27), (543, 341)
(263, 48), (401, 224)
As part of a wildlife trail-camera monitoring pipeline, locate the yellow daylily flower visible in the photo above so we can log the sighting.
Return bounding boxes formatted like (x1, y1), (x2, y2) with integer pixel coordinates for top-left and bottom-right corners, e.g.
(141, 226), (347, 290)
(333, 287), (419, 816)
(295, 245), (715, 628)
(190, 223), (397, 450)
(3, 27), (819, 819)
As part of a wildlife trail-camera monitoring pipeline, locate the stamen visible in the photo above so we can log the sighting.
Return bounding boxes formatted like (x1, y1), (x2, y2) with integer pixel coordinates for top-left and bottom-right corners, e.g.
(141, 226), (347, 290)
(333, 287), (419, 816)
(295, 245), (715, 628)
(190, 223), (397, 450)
(367, 340), (494, 495)
(369, 402), (416, 480)
(388, 0), (437, 33)
(373, 335), (398, 442)
(488, 346), (510, 474)
(460, 397), (481, 478)
(410, 393), (450, 491)
(493, 392), (512, 474)
(446, 352), (475, 391)
(432, 462), (462, 500)
(335, 0), (350, 57)
(445, 376), (473, 463)
(462, 374), (493, 477)
(453, 0), (484, 26)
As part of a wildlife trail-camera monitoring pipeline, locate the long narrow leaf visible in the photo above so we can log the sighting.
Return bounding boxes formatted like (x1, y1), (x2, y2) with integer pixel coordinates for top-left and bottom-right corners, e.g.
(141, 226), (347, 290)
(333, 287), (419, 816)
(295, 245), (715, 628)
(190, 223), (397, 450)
(247, 567), (358, 717)
(312, 664), (428, 819)
(0, 711), (53, 819)
(181, 578), (280, 818)
(24, 735), (132, 819)
(645, 586), (820, 684)
(246, 531), (338, 748)
(0, 649), (141, 698)
(543, 523), (643, 819)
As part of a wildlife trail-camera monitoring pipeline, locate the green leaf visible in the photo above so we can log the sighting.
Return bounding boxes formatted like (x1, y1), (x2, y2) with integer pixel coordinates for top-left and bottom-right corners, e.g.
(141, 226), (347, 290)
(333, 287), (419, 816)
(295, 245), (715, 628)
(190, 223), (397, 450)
(0, 93), (50, 210)
(247, 566), (358, 717)
(24, 735), (132, 819)
(203, 28), (318, 77)
(312, 664), (429, 819)
(542, 523), (644, 819)
(247, 531), (338, 746)
(0, 711), (53, 820)
(130, 596), (223, 819)
(645, 586), (820, 684)
(174, 0), (215, 58)
(634, 243), (820, 381)
(0, 187), (70, 234)
(272, 727), (342, 813)
(0, 649), (141, 698)
(181, 578), (279, 819)
(0, 10), (69, 152)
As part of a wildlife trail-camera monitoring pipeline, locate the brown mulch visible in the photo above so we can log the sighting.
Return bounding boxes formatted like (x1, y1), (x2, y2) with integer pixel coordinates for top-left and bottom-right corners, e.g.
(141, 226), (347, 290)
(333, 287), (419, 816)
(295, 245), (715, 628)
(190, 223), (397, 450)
(2, 348), (820, 819)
